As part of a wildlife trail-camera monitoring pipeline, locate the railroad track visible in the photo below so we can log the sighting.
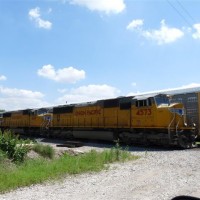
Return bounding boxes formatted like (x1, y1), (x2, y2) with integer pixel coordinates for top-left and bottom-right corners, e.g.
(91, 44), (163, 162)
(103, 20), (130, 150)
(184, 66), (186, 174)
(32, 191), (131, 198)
(56, 140), (84, 148)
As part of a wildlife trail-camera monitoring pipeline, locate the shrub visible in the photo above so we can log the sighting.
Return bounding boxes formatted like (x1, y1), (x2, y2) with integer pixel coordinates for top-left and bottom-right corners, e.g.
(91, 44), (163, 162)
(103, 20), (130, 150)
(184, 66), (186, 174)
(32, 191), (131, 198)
(0, 131), (29, 163)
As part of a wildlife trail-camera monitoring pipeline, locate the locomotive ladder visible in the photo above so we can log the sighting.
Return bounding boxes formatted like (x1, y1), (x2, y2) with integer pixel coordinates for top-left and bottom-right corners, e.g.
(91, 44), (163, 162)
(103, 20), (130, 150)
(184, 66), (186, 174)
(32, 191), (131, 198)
(40, 118), (51, 130)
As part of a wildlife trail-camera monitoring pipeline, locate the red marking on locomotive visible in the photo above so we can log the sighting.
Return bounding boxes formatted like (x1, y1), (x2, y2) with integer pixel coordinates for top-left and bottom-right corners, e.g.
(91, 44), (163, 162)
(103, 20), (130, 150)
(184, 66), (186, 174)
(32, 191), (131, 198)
(136, 109), (151, 116)
(75, 109), (101, 116)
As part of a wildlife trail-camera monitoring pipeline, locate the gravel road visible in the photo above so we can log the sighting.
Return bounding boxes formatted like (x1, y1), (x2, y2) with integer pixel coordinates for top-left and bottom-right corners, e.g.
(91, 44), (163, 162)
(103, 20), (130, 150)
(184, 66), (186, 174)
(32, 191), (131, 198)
(1, 142), (200, 200)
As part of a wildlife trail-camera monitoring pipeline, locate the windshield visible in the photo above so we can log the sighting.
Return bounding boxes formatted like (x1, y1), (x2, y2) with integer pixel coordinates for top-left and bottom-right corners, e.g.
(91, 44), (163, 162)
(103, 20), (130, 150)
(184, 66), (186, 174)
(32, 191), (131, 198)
(154, 95), (170, 106)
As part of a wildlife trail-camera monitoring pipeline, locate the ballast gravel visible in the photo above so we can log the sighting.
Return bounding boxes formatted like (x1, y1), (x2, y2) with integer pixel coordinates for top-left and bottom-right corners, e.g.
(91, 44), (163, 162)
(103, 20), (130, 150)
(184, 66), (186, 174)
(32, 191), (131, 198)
(1, 144), (200, 200)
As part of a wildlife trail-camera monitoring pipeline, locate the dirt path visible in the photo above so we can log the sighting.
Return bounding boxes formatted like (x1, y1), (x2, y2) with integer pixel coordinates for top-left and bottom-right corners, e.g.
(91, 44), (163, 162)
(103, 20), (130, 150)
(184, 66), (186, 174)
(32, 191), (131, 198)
(1, 142), (200, 200)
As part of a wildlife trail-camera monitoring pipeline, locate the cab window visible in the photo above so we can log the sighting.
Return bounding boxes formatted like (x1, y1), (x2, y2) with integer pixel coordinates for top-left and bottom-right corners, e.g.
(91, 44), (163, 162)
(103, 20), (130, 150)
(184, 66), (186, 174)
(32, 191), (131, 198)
(155, 95), (169, 106)
(136, 99), (151, 107)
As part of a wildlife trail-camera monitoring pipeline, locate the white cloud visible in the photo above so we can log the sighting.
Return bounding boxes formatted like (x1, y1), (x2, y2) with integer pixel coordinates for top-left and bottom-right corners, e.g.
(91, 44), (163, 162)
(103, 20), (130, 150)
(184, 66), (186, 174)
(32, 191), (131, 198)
(58, 88), (69, 94)
(37, 64), (86, 84)
(69, 0), (126, 14)
(0, 86), (44, 98)
(142, 20), (184, 45)
(192, 23), (200, 39)
(0, 75), (7, 81)
(0, 86), (50, 110)
(131, 82), (137, 87)
(127, 19), (184, 45)
(56, 84), (121, 104)
(29, 7), (52, 30)
(29, 7), (40, 18)
(126, 19), (143, 30)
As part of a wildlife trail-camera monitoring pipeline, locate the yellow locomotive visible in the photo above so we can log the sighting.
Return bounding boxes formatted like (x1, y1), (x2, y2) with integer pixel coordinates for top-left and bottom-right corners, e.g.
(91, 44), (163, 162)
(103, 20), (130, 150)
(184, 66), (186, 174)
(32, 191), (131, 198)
(0, 94), (196, 148)
(51, 93), (196, 148)
(0, 108), (52, 136)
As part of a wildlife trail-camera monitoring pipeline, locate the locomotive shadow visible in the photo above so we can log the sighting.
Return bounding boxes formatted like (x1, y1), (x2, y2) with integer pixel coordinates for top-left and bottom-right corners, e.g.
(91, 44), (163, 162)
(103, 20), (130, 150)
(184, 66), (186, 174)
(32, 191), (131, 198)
(33, 137), (181, 152)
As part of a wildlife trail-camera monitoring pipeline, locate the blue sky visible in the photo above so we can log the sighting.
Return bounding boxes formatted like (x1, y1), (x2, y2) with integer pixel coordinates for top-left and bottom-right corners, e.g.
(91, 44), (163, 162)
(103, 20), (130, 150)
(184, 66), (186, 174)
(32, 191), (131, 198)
(0, 0), (200, 110)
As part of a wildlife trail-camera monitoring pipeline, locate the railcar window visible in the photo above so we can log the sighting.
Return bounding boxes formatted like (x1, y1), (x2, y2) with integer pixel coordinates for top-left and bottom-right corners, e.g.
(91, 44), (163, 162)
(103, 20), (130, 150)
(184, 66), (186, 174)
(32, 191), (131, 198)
(135, 99), (151, 107)
(148, 98), (152, 106)
(171, 98), (183, 104)
(37, 109), (48, 115)
(155, 95), (169, 106)
(136, 100), (143, 107)
(177, 98), (183, 103)
(188, 97), (197, 102)
(138, 101), (143, 107)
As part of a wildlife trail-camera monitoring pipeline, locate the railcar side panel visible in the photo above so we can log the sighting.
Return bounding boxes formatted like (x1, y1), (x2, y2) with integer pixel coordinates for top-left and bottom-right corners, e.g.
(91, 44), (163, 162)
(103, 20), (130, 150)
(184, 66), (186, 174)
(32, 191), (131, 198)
(30, 114), (43, 128)
(103, 107), (118, 128)
(118, 108), (131, 128)
(9, 111), (30, 128)
(131, 98), (155, 128)
(83, 105), (102, 128)
(53, 106), (74, 128)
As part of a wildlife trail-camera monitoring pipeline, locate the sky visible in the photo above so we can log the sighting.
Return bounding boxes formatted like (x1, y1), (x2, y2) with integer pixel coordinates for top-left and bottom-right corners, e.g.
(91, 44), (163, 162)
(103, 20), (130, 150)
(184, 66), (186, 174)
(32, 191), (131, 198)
(0, 0), (200, 111)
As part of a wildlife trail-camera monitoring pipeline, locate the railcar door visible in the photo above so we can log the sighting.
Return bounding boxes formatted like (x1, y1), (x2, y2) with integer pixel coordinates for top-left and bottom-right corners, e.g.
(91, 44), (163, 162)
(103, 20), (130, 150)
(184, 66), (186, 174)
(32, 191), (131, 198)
(118, 98), (132, 128)
(103, 99), (119, 128)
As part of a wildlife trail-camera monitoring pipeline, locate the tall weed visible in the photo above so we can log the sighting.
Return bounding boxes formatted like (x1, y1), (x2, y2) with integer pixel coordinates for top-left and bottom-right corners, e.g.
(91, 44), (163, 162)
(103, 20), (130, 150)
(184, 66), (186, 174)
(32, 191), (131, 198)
(32, 144), (55, 159)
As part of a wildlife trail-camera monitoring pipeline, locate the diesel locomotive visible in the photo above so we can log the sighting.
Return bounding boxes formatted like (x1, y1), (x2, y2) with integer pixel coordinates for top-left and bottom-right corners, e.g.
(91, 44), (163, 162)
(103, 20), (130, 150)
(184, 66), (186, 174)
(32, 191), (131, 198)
(0, 94), (197, 148)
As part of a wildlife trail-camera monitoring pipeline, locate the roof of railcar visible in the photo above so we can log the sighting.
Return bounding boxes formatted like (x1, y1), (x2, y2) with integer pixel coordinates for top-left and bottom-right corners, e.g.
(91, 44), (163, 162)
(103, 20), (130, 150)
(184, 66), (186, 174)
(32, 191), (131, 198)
(134, 86), (200, 97)
(163, 87), (200, 95)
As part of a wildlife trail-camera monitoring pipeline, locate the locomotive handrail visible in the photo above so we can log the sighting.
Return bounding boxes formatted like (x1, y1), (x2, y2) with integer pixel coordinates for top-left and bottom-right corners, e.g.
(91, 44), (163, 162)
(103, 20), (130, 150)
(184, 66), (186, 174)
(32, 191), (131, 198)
(40, 119), (51, 130)
(45, 119), (51, 129)
(183, 110), (187, 125)
(168, 112), (176, 142)
(176, 118), (181, 133)
(40, 121), (46, 129)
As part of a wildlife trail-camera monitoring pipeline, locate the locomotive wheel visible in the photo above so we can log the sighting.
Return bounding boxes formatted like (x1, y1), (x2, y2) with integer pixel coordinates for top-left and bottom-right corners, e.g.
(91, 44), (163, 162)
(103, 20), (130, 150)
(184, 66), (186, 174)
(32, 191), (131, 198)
(178, 135), (193, 149)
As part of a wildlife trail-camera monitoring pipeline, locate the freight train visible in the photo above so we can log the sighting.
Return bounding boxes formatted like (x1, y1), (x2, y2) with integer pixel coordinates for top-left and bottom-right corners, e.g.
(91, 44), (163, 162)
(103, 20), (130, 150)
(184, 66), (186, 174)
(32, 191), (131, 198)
(0, 94), (197, 148)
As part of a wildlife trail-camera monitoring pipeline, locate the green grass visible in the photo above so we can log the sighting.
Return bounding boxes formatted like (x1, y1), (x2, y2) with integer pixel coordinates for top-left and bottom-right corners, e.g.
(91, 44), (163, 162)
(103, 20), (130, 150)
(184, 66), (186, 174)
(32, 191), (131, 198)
(0, 147), (139, 193)
(32, 144), (55, 159)
(0, 150), (5, 162)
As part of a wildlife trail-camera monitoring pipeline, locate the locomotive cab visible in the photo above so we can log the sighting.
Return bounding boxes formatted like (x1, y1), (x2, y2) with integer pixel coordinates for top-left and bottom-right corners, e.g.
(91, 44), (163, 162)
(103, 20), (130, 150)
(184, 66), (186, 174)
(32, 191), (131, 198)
(131, 94), (196, 148)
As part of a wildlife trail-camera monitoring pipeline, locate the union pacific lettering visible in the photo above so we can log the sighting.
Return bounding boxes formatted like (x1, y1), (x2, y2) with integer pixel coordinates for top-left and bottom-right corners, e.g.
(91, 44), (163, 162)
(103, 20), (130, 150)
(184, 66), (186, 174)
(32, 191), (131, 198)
(75, 109), (101, 116)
